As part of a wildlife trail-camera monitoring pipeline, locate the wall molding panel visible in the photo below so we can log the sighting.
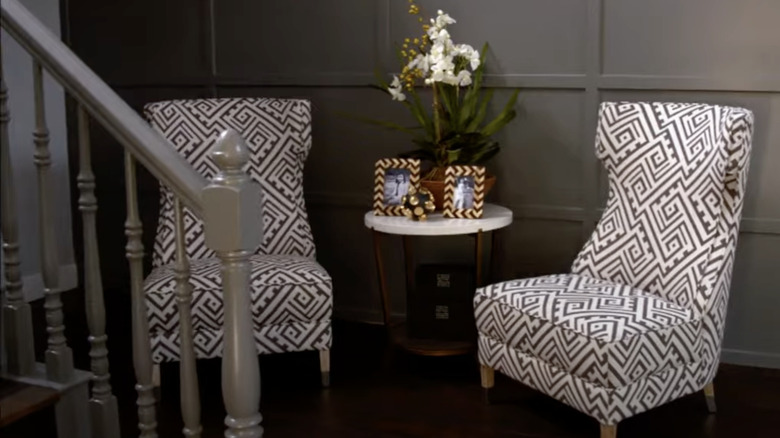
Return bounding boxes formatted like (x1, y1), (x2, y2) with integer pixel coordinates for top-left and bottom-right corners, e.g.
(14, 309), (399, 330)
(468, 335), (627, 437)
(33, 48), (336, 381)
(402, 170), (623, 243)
(66, 0), (780, 368)
(306, 193), (780, 236)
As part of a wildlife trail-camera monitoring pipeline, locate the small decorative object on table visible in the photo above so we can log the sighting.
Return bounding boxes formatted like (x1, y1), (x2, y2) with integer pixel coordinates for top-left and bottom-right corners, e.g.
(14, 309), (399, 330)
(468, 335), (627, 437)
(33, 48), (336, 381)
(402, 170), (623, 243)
(443, 166), (485, 218)
(373, 158), (421, 216)
(361, 2), (520, 210)
(401, 186), (436, 221)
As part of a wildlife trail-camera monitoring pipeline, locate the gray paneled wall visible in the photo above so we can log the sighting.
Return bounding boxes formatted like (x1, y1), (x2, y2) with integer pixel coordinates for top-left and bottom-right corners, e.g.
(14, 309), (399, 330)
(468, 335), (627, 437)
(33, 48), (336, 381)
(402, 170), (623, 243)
(65, 0), (780, 368)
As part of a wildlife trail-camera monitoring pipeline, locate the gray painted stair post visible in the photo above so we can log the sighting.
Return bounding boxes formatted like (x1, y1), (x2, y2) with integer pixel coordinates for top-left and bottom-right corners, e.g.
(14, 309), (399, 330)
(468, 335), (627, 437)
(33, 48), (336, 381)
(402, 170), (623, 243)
(202, 129), (264, 437)
(77, 106), (120, 437)
(32, 60), (74, 384)
(0, 41), (35, 377)
(33, 64), (91, 438)
(124, 150), (158, 437)
(174, 197), (203, 437)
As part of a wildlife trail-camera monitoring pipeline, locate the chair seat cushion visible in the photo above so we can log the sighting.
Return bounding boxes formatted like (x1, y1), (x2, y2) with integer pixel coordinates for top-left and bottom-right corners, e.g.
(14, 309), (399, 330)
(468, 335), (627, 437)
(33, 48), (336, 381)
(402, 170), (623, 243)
(145, 255), (333, 336)
(474, 274), (701, 388)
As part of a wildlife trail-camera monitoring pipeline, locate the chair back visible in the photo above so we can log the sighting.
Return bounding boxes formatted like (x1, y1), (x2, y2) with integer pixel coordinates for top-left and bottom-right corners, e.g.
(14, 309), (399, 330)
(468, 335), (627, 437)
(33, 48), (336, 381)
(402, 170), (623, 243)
(572, 101), (753, 317)
(145, 98), (316, 267)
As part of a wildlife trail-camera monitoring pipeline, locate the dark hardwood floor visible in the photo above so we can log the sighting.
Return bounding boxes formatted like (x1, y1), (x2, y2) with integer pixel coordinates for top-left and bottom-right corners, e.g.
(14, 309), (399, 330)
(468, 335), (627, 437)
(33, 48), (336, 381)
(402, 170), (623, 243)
(3, 288), (780, 437)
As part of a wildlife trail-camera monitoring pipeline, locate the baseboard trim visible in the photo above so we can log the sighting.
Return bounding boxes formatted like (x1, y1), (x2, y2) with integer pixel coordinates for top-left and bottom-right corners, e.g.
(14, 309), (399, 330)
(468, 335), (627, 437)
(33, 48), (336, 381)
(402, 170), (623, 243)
(721, 348), (780, 369)
(22, 263), (78, 302)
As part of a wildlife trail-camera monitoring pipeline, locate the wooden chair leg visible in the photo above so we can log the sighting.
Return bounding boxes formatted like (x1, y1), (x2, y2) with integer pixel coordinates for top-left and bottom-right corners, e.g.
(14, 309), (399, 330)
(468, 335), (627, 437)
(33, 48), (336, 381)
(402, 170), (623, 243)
(704, 382), (716, 413)
(600, 423), (617, 438)
(152, 363), (161, 400)
(152, 363), (161, 387)
(480, 364), (494, 404)
(320, 349), (331, 387)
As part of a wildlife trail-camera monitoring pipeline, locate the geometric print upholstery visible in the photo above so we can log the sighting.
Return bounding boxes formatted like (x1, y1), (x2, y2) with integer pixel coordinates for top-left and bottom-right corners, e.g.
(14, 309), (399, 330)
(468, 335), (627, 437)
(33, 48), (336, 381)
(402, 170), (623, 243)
(478, 335), (707, 426)
(144, 254), (333, 363)
(142, 97), (332, 364)
(572, 102), (752, 314)
(144, 98), (316, 268)
(477, 101), (754, 425)
(150, 321), (331, 364)
(474, 274), (701, 388)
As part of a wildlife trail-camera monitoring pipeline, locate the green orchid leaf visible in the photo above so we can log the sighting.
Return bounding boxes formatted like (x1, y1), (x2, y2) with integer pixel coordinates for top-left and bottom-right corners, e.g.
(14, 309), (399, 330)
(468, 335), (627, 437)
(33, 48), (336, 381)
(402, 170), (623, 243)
(481, 89), (519, 137)
(447, 148), (462, 163)
(368, 83), (390, 94)
(458, 43), (489, 125)
(465, 88), (494, 132)
(469, 142), (500, 164)
(408, 90), (434, 137)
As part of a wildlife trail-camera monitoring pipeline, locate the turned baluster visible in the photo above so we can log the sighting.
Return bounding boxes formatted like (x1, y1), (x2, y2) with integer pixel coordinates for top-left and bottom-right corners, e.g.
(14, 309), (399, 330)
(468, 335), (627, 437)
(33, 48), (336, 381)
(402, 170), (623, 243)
(202, 129), (264, 437)
(124, 150), (158, 437)
(0, 41), (35, 376)
(173, 197), (203, 437)
(76, 105), (120, 436)
(32, 60), (75, 383)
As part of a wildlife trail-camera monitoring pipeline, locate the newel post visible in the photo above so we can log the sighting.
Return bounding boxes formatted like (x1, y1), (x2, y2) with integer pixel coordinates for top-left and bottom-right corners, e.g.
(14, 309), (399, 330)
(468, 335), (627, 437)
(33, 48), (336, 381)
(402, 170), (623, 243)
(202, 129), (264, 438)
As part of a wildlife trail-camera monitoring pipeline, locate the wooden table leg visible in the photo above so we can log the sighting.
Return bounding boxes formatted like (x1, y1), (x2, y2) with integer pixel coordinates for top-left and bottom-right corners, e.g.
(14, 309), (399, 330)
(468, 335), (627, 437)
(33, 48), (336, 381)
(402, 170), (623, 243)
(402, 235), (414, 299)
(489, 229), (500, 284)
(372, 229), (391, 327)
(475, 229), (484, 287)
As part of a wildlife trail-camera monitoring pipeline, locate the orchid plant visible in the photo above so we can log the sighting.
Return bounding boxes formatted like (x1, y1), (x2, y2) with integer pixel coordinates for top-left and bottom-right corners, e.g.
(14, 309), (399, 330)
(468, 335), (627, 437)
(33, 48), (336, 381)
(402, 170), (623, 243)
(372, 2), (520, 180)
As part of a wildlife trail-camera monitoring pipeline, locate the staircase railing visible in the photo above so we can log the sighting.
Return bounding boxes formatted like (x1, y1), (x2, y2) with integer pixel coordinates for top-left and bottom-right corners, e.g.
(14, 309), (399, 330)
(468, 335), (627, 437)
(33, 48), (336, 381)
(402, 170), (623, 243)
(1, 0), (264, 436)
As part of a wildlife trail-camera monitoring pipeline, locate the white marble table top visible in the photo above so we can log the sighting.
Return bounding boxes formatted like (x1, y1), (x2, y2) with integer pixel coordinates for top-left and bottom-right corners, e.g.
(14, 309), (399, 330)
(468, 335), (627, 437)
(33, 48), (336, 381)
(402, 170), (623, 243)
(364, 203), (513, 236)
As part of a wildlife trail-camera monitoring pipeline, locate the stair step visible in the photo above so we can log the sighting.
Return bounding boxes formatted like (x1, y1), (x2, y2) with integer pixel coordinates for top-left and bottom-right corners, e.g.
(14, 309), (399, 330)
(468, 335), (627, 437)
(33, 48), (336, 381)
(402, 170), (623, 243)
(0, 378), (60, 427)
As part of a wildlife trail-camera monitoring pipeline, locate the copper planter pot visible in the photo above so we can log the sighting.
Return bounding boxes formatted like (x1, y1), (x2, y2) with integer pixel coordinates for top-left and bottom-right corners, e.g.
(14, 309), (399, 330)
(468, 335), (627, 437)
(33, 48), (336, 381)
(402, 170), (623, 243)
(420, 174), (496, 211)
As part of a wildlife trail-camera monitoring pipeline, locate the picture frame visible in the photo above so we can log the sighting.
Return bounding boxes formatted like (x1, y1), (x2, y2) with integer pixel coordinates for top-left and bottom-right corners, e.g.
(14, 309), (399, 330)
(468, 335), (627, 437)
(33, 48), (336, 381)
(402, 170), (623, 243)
(373, 158), (421, 216)
(443, 165), (485, 218)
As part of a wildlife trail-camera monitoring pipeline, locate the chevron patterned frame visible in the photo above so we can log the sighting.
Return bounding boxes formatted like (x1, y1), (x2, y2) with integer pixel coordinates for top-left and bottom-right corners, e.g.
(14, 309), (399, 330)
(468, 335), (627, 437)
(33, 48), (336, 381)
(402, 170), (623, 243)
(373, 158), (421, 216)
(443, 165), (485, 218)
(475, 101), (754, 436)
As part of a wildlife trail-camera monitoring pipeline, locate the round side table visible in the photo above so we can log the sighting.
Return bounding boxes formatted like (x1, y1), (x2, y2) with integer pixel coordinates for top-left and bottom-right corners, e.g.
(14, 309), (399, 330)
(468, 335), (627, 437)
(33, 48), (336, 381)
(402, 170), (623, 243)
(364, 203), (513, 356)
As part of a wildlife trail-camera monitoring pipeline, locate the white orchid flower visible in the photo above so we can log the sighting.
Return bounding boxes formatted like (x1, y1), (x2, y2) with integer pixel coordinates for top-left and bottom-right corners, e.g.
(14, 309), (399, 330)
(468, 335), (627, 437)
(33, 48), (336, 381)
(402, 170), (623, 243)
(407, 54), (430, 73)
(430, 69), (445, 83)
(452, 44), (480, 71)
(456, 70), (472, 86)
(435, 10), (456, 27)
(439, 57), (456, 72)
(429, 42), (445, 56)
(388, 75), (406, 101)
(443, 72), (461, 86)
(388, 9), (483, 102)
(453, 44), (470, 55)
(389, 87), (406, 101)
(469, 51), (481, 70)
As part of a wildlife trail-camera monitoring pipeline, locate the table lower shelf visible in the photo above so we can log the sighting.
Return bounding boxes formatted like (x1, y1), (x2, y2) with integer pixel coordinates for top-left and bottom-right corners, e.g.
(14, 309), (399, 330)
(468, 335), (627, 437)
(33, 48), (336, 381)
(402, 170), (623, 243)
(388, 322), (475, 356)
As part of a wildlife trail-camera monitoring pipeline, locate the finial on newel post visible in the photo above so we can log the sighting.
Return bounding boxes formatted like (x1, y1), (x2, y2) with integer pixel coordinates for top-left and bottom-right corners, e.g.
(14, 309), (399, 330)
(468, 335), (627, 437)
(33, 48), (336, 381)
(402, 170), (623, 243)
(202, 128), (264, 437)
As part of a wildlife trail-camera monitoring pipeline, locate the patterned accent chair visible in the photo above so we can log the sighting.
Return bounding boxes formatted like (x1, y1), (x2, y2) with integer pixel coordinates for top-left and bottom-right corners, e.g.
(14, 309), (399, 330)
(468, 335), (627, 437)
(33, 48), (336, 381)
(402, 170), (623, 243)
(143, 98), (333, 387)
(474, 101), (753, 437)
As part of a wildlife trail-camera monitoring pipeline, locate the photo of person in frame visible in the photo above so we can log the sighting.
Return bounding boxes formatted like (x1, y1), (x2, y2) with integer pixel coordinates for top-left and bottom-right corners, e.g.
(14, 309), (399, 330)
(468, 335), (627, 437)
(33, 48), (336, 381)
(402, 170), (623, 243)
(383, 168), (411, 205)
(453, 175), (475, 209)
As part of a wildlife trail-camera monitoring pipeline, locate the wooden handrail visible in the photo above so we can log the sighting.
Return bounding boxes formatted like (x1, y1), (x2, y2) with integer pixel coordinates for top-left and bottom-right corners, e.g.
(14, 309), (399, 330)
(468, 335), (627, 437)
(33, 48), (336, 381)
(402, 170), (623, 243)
(0, 0), (206, 213)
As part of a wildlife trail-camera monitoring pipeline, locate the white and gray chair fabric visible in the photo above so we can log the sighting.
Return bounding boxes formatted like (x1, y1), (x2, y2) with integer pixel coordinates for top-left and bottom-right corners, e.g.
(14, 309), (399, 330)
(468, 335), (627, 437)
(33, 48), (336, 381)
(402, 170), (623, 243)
(142, 97), (332, 384)
(475, 101), (753, 437)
